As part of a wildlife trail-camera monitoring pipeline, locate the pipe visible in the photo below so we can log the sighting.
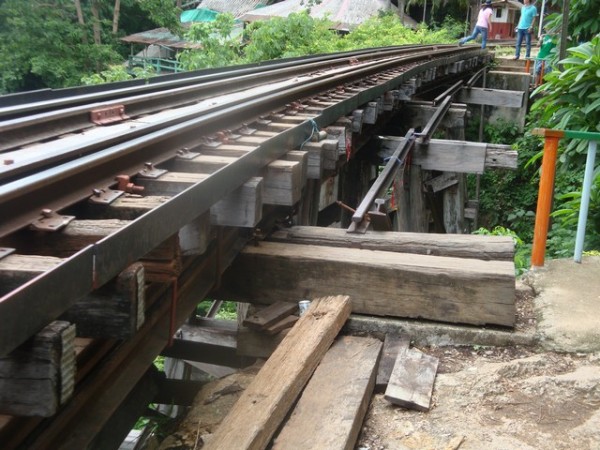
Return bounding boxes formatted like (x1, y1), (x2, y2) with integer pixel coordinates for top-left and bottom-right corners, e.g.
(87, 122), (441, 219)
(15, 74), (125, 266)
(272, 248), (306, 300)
(574, 140), (597, 263)
(531, 130), (562, 268)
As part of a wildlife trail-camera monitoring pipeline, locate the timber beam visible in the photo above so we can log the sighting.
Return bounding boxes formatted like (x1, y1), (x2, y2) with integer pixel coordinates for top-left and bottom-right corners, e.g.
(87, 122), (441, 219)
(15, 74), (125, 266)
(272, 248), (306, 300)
(269, 226), (514, 261)
(214, 241), (516, 327)
(380, 137), (517, 173)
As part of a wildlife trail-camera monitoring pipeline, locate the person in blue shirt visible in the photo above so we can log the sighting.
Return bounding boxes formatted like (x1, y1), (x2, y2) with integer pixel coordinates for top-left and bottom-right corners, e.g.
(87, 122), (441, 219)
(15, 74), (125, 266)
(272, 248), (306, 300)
(514, 0), (537, 59)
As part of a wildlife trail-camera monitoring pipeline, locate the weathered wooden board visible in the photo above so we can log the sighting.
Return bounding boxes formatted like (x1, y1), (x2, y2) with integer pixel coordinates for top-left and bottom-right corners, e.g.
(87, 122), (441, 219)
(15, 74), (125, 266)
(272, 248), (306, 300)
(242, 301), (298, 330)
(375, 334), (411, 393)
(136, 172), (209, 196)
(61, 263), (145, 338)
(210, 177), (262, 228)
(216, 242), (516, 327)
(204, 295), (352, 450)
(263, 315), (298, 335)
(272, 336), (382, 450)
(384, 347), (439, 412)
(269, 226), (514, 261)
(457, 87), (525, 108)
(0, 256), (145, 338)
(262, 159), (304, 206)
(0, 321), (75, 416)
(381, 137), (516, 173)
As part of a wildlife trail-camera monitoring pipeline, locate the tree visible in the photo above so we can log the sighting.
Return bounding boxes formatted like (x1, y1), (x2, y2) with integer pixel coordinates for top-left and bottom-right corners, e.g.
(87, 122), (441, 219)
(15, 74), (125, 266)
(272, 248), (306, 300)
(0, 0), (123, 92)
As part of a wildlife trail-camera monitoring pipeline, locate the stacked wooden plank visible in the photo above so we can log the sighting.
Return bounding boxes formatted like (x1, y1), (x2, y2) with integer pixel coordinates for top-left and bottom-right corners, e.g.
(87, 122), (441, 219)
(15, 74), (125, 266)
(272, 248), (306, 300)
(216, 226), (517, 327)
(242, 301), (299, 335)
(204, 296), (441, 450)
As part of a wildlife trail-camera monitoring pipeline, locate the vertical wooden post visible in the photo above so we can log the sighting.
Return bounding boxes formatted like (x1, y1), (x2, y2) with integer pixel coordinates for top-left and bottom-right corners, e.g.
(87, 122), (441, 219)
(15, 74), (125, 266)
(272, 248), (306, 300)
(531, 130), (563, 267)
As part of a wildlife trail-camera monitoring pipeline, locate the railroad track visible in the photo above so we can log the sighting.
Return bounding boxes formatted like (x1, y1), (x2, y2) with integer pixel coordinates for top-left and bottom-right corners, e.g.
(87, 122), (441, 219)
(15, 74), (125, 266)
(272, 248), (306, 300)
(0, 44), (490, 449)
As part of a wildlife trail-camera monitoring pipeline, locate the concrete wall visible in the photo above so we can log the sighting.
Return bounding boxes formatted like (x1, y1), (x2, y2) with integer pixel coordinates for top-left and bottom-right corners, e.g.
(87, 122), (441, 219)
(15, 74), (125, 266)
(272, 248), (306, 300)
(486, 70), (531, 130)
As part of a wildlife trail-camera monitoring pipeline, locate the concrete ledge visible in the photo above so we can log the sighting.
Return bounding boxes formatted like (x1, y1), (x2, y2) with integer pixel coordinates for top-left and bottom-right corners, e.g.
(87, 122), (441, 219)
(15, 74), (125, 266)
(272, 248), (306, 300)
(344, 315), (538, 348)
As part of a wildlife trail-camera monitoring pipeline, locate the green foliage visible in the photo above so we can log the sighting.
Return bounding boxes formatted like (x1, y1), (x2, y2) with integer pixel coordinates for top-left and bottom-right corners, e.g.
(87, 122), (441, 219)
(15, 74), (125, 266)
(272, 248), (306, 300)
(136, 0), (182, 35)
(195, 300), (237, 321)
(340, 12), (457, 49)
(467, 120), (540, 243)
(81, 64), (155, 85)
(531, 36), (600, 166)
(243, 12), (339, 62)
(543, 0), (600, 42)
(0, 0), (124, 93)
(178, 14), (242, 70)
(473, 226), (530, 274)
(549, 170), (600, 253)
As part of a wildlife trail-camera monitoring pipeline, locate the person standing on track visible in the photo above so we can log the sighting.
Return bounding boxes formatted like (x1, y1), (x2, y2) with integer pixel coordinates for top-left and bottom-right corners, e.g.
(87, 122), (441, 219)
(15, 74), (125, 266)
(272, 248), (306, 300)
(513, 0), (537, 59)
(459, 0), (494, 49)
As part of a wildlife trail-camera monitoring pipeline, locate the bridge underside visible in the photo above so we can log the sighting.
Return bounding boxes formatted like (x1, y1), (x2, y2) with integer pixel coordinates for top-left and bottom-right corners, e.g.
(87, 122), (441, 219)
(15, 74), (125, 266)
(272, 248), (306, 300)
(0, 51), (529, 448)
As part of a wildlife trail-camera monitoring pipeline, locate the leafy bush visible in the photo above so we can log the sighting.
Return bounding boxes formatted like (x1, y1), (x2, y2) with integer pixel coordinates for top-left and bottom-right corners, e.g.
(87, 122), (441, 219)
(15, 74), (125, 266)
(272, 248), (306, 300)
(532, 36), (600, 166)
(473, 226), (530, 275)
(178, 14), (242, 70)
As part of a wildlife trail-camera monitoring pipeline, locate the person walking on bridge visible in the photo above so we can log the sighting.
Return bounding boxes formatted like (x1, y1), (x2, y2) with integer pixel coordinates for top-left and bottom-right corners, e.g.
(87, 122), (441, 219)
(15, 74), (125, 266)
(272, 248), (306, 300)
(513, 0), (537, 59)
(459, 0), (494, 49)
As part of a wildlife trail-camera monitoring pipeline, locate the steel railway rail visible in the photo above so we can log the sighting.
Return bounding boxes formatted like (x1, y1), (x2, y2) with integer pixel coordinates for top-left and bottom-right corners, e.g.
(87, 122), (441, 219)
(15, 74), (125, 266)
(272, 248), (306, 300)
(0, 45), (490, 449)
(0, 45), (462, 153)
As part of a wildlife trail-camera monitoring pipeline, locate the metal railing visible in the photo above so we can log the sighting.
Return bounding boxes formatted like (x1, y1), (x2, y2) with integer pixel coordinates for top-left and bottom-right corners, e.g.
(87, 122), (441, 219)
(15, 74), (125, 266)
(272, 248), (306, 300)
(531, 128), (599, 266)
(128, 55), (182, 73)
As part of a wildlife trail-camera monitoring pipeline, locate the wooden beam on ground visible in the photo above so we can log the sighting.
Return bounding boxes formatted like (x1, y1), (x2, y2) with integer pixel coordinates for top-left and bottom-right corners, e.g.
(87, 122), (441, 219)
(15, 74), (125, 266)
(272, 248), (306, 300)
(375, 334), (411, 393)
(380, 137), (516, 173)
(0, 256), (145, 338)
(242, 301), (298, 330)
(216, 242), (516, 327)
(269, 226), (514, 261)
(384, 347), (439, 412)
(457, 87), (524, 108)
(204, 295), (352, 450)
(263, 315), (298, 335)
(272, 336), (382, 450)
(0, 321), (75, 417)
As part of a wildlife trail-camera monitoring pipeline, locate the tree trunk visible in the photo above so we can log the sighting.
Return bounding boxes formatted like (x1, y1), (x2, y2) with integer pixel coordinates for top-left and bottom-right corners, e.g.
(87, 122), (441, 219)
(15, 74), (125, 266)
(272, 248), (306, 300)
(73, 0), (88, 44)
(397, 0), (405, 24)
(469, 0), (480, 32)
(112, 0), (121, 34)
(91, 0), (102, 45)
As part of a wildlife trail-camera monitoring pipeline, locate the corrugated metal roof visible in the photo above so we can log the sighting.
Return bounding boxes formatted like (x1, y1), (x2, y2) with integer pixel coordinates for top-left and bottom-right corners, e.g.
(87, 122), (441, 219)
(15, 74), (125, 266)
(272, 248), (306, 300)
(198, 0), (270, 18)
(239, 0), (416, 29)
(120, 27), (203, 49)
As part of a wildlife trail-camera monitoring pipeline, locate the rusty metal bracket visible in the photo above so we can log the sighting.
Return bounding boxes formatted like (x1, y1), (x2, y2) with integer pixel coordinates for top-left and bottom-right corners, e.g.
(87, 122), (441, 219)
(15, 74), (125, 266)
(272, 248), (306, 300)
(137, 162), (167, 179)
(115, 175), (144, 195)
(0, 247), (15, 261)
(30, 209), (75, 232)
(90, 105), (129, 125)
(89, 188), (124, 205)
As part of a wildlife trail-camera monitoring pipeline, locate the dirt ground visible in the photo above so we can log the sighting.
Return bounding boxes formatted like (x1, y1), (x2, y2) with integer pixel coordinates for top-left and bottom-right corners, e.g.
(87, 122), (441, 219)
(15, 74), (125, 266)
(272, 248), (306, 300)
(156, 257), (600, 450)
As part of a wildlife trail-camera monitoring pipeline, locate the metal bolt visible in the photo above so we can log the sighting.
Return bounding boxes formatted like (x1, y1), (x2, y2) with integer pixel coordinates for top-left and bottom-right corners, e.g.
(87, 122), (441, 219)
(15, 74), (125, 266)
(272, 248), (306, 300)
(41, 209), (53, 218)
(144, 162), (154, 171)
